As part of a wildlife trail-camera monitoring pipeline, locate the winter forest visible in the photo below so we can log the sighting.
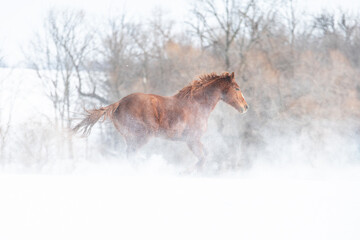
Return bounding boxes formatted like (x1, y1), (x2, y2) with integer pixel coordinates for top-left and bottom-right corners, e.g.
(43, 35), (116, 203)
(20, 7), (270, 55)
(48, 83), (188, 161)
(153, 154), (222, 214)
(1, 0), (359, 172)
(1, 0), (360, 239)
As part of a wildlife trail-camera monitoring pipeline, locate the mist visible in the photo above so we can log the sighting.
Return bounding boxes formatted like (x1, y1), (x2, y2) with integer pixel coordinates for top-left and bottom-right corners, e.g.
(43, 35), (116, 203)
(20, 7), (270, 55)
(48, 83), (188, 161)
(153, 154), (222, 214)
(1, 0), (360, 239)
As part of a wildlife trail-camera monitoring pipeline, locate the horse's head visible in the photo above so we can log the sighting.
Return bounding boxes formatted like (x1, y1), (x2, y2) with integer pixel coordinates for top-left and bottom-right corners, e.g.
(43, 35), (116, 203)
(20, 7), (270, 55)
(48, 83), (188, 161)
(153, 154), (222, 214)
(221, 72), (249, 114)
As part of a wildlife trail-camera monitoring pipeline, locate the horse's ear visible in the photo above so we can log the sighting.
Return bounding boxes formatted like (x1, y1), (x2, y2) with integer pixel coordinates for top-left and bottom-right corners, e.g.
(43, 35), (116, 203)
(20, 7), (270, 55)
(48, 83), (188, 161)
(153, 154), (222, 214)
(230, 72), (235, 81)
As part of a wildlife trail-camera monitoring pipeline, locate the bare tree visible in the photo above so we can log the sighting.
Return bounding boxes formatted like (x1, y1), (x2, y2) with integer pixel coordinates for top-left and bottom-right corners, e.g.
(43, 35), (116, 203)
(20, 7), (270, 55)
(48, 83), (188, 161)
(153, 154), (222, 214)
(0, 69), (18, 164)
(130, 8), (175, 93)
(313, 12), (336, 35)
(97, 14), (136, 102)
(338, 13), (357, 42)
(189, 0), (255, 70)
(0, 76), (11, 163)
(234, 0), (276, 73)
(27, 9), (96, 158)
(312, 10), (360, 64)
(283, 0), (298, 49)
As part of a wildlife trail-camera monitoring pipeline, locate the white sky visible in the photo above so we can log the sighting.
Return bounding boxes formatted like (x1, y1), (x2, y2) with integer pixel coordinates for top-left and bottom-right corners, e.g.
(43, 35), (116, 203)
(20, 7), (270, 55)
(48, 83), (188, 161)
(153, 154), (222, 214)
(1, 0), (360, 66)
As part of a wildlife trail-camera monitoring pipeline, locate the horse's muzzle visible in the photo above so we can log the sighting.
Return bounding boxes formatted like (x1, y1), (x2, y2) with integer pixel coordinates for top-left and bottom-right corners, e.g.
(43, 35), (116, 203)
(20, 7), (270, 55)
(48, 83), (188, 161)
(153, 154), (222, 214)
(241, 104), (249, 113)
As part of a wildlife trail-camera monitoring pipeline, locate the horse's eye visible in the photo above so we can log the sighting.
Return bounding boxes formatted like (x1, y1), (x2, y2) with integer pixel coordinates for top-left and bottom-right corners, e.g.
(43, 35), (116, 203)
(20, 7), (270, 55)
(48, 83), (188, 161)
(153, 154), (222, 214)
(235, 88), (240, 91)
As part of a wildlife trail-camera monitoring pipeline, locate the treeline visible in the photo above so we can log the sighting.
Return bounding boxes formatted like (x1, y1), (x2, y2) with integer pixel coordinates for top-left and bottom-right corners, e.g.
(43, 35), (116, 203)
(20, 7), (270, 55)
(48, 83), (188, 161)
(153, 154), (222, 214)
(2, 0), (360, 169)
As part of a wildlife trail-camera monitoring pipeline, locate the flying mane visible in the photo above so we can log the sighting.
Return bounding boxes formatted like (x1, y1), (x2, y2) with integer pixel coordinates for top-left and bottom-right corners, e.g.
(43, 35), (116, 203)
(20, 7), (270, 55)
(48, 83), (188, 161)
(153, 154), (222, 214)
(174, 72), (232, 99)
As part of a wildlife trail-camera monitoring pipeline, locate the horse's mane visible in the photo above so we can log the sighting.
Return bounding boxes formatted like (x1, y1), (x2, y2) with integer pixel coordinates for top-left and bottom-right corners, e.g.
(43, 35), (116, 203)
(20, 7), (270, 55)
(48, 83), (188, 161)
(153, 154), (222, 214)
(174, 72), (231, 99)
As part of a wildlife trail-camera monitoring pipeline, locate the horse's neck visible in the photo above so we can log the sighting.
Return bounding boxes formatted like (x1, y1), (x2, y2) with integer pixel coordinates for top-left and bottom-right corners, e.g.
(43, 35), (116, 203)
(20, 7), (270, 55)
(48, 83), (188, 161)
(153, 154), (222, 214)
(191, 86), (222, 117)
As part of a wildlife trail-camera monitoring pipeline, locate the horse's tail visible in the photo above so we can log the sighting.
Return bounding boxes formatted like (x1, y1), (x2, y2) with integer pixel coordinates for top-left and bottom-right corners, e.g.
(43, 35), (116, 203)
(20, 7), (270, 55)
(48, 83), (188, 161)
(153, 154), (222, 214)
(72, 102), (120, 137)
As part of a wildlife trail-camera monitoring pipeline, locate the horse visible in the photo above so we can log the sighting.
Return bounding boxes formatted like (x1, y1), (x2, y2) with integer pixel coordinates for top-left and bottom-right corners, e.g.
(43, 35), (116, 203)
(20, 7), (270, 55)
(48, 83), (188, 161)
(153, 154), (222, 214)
(73, 72), (248, 169)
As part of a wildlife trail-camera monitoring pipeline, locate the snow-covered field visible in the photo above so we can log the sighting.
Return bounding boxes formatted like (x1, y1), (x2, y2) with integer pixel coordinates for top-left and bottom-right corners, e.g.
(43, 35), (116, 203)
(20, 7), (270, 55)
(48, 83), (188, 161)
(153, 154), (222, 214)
(1, 68), (360, 240)
(0, 167), (360, 240)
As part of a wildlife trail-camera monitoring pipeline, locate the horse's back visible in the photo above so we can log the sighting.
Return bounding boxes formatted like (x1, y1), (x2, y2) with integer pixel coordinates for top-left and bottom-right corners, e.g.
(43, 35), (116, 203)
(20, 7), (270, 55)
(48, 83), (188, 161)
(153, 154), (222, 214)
(118, 92), (171, 114)
(114, 92), (188, 139)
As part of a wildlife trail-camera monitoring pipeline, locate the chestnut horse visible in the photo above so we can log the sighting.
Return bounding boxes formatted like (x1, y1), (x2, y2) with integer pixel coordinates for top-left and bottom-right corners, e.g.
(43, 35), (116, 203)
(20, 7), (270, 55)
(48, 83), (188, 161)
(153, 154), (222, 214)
(73, 72), (248, 168)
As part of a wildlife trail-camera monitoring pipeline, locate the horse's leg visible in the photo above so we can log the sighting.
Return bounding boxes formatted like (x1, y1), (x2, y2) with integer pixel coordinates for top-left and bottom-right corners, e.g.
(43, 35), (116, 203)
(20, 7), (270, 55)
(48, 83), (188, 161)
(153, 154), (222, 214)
(186, 139), (207, 169)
